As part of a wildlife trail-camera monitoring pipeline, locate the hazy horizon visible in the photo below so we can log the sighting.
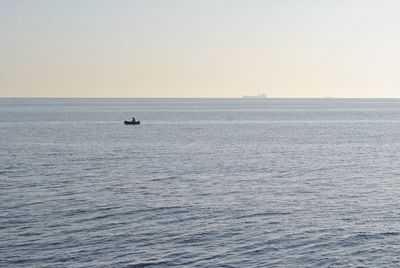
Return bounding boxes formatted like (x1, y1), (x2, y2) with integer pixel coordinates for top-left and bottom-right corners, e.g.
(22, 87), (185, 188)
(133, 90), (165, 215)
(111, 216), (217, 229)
(2, 1), (400, 98)
(3, 97), (400, 100)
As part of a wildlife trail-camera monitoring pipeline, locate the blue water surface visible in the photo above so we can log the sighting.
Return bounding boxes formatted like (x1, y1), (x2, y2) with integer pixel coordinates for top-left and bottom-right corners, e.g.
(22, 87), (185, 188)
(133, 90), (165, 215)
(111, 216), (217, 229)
(1, 98), (400, 267)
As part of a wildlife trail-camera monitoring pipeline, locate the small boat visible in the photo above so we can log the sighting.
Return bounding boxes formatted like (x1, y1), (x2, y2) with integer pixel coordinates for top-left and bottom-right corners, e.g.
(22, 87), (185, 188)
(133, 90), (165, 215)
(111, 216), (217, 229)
(124, 120), (140, 125)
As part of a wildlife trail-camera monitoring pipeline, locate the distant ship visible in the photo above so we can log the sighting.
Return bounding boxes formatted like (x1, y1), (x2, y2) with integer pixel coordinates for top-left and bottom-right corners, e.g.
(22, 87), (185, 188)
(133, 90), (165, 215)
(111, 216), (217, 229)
(242, 93), (267, 99)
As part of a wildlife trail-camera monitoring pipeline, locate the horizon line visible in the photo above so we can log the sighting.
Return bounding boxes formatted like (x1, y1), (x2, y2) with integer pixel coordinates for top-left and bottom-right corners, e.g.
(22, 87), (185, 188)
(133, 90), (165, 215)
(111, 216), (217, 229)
(2, 97), (400, 100)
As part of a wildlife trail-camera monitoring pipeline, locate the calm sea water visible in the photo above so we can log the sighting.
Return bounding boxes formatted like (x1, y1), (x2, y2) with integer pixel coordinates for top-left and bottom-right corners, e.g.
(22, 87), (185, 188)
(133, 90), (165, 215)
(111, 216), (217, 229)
(2, 98), (400, 267)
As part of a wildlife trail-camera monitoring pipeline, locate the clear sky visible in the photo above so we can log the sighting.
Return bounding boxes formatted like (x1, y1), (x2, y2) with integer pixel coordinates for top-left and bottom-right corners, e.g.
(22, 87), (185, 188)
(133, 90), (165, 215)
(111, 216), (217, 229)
(1, 0), (400, 98)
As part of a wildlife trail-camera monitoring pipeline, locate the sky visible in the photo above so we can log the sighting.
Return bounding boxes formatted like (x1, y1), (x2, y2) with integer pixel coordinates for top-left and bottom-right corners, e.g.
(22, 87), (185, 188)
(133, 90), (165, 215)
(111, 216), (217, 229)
(1, 0), (400, 98)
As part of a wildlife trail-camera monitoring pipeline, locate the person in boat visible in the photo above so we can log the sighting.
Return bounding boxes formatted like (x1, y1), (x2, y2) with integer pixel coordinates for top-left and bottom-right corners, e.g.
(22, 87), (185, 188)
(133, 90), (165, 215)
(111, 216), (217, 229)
(131, 117), (136, 122)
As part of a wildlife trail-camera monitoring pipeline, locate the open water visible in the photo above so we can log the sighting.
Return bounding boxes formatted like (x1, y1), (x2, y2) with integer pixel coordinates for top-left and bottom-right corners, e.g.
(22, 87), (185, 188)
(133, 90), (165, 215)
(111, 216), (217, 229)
(1, 98), (400, 267)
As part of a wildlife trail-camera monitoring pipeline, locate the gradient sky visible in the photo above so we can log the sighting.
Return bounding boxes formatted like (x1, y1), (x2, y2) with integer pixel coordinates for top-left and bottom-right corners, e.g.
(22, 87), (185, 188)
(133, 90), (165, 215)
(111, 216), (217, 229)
(1, 0), (400, 98)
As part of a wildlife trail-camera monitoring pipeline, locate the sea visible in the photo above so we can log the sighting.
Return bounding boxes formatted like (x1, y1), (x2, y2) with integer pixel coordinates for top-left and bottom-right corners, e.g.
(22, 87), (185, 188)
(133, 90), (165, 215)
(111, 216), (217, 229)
(1, 98), (400, 267)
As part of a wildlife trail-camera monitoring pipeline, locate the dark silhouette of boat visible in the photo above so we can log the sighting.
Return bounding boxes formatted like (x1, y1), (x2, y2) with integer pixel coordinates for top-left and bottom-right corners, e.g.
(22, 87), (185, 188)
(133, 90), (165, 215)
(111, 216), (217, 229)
(124, 120), (140, 125)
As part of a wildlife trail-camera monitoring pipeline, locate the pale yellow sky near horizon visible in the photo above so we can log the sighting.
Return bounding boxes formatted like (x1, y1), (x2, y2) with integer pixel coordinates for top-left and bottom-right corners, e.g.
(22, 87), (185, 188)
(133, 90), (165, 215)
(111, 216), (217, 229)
(1, 0), (400, 98)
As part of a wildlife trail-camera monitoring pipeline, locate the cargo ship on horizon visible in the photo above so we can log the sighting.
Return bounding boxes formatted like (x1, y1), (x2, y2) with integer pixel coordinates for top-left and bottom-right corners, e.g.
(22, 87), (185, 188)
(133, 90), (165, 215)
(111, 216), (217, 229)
(242, 93), (267, 99)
